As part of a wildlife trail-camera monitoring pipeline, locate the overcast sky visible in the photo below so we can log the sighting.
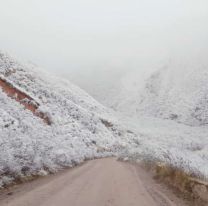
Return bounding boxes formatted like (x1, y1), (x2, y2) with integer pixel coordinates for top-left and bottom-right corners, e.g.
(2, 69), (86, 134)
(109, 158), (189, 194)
(0, 0), (208, 77)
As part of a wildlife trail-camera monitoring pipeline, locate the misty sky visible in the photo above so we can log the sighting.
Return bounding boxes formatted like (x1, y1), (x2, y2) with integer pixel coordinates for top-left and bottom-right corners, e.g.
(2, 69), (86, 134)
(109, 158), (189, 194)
(0, 0), (208, 77)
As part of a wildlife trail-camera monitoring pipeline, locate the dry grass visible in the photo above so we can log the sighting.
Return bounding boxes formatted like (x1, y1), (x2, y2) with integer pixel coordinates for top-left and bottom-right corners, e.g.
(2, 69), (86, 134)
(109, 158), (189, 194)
(153, 163), (208, 206)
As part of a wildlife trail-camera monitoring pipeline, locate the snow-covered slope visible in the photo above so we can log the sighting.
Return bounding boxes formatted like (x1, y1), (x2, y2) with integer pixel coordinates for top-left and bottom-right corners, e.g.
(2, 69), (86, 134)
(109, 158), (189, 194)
(130, 62), (208, 126)
(0, 52), (133, 187)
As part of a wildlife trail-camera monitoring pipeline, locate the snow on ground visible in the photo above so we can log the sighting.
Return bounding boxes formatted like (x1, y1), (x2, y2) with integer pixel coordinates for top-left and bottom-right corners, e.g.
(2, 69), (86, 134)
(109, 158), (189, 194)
(118, 114), (208, 179)
(63, 67), (157, 111)
(0, 52), (134, 188)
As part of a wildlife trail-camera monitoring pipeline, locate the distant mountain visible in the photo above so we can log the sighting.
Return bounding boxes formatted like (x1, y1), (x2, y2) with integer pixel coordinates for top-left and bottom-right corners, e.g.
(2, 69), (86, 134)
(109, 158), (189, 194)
(108, 62), (208, 126)
(71, 60), (208, 127)
(65, 67), (156, 112)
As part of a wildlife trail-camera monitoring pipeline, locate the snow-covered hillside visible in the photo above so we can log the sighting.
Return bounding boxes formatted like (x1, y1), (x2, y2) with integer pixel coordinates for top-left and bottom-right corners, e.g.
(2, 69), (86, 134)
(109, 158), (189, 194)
(125, 62), (208, 126)
(0, 52), (134, 188)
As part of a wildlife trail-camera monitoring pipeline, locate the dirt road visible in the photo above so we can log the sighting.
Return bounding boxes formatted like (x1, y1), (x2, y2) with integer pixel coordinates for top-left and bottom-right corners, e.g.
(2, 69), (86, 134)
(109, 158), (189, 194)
(0, 158), (187, 206)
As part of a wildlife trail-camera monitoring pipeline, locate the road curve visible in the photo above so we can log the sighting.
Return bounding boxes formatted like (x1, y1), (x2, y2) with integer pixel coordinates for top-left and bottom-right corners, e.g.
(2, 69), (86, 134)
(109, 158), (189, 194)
(0, 158), (187, 206)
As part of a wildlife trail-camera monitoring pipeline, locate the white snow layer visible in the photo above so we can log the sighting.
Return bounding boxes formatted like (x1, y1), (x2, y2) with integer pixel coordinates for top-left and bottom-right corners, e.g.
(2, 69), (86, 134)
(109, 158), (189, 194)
(119, 115), (208, 180)
(0, 52), (135, 187)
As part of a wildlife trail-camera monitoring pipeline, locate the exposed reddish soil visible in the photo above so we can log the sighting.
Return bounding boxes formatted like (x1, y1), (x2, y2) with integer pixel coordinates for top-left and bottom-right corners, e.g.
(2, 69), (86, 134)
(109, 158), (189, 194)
(0, 78), (51, 125)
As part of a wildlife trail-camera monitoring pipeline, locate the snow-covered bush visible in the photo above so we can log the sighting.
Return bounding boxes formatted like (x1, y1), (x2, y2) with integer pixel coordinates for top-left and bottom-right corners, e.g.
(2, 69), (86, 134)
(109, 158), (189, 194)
(0, 52), (133, 188)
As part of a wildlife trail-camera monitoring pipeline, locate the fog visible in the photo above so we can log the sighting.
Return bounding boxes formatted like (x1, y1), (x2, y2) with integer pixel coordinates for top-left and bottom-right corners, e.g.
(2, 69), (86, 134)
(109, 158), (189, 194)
(0, 0), (208, 90)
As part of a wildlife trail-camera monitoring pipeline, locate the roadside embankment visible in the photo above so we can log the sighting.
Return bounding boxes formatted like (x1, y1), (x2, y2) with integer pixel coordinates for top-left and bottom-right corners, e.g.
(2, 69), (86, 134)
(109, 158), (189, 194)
(143, 161), (208, 206)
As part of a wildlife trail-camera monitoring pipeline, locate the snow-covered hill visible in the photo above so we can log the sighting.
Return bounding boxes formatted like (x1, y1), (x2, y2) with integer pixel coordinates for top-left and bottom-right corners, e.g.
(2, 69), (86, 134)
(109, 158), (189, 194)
(125, 62), (208, 126)
(2, 51), (208, 187)
(0, 52), (134, 187)
(85, 59), (208, 127)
